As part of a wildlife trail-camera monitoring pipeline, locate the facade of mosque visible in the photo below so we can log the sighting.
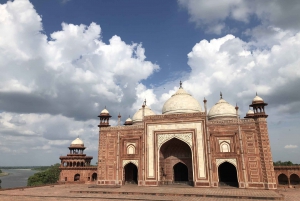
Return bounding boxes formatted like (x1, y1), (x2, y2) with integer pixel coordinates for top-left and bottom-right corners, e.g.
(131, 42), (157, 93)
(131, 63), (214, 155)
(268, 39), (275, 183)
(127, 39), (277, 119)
(59, 137), (97, 183)
(96, 83), (278, 189)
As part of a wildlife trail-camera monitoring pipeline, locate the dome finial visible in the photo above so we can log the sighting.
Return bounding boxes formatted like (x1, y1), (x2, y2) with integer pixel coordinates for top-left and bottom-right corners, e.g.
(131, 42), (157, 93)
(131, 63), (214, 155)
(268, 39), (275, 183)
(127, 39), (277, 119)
(179, 80), (183, 89)
(220, 92), (223, 99)
(256, 92), (257, 96)
(143, 99), (147, 106)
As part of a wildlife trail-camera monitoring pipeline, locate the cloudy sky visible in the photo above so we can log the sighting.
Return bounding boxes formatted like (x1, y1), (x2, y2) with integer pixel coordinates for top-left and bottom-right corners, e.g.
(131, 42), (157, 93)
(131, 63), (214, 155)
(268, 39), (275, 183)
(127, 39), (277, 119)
(0, 0), (299, 166)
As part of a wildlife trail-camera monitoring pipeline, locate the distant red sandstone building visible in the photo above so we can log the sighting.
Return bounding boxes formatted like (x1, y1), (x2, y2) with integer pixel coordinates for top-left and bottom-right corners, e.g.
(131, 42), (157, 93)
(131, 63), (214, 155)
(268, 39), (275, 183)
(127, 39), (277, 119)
(59, 83), (300, 188)
(59, 138), (97, 183)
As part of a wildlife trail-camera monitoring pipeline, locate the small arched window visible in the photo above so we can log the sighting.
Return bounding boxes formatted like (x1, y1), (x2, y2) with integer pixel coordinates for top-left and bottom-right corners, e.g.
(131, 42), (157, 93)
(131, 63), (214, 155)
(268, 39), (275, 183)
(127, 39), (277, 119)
(220, 142), (230, 152)
(127, 144), (135, 154)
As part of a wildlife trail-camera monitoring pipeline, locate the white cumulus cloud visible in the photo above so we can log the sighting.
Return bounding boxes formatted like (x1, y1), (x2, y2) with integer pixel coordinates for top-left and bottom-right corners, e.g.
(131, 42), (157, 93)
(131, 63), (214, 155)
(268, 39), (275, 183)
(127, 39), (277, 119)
(284, 145), (298, 149)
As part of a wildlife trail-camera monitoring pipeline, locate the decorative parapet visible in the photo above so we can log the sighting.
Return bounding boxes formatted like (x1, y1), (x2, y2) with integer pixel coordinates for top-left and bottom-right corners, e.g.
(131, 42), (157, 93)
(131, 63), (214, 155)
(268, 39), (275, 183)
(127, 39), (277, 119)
(100, 125), (144, 131)
(144, 112), (206, 121)
(208, 118), (255, 125)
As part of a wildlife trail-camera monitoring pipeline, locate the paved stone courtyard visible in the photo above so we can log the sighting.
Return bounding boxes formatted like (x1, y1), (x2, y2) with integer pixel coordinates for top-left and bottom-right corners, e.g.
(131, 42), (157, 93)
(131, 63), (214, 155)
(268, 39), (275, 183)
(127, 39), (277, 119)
(0, 184), (299, 201)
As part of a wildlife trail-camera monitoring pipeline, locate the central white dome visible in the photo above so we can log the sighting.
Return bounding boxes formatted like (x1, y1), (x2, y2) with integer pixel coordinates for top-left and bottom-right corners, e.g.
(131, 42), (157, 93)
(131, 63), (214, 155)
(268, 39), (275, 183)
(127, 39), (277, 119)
(162, 87), (202, 114)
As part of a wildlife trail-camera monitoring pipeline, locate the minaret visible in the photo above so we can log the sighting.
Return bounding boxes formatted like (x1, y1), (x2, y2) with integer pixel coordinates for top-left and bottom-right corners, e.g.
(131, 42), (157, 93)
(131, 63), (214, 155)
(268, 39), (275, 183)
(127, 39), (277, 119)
(98, 107), (112, 127)
(249, 93), (276, 189)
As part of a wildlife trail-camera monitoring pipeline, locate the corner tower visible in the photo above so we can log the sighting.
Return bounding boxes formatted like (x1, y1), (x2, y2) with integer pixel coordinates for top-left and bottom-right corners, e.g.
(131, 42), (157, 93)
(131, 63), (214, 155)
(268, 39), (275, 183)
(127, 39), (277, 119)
(250, 94), (276, 189)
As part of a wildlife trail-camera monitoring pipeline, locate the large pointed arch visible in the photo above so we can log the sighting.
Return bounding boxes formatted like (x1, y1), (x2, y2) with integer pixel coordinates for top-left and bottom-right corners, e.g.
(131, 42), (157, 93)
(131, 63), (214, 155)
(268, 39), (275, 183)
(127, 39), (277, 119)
(158, 137), (194, 185)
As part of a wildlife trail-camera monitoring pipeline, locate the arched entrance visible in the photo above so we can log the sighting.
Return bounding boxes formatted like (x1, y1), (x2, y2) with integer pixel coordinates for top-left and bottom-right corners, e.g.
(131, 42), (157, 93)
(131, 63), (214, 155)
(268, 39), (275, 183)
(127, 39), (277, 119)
(92, 173), (97, 181)
(278, 174), (288, 185)
(290, 174), (300, 185)
(159, 138), (193, 185)
(218, 162), (238, 187)
(173, 162), (188, 182)
(74, 173), (80, 181)
(124, 163), (138, 184)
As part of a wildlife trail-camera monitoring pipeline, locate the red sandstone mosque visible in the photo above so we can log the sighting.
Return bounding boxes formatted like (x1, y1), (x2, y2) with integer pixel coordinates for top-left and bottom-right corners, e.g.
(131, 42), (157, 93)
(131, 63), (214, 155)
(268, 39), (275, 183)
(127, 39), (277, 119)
(59, 83), (300, 188)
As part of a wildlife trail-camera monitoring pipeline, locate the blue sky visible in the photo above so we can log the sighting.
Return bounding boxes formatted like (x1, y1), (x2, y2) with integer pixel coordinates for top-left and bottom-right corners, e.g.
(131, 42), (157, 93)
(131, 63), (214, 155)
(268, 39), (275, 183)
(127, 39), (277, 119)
(0, 0), (299, 166)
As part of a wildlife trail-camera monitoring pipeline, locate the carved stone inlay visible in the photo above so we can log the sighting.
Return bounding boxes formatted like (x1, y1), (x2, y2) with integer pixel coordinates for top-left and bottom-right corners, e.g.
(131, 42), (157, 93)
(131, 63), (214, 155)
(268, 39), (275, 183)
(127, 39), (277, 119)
(216, 158), (237, 167)
(123, 160), (138, 167)
(157, 133), (192, 149)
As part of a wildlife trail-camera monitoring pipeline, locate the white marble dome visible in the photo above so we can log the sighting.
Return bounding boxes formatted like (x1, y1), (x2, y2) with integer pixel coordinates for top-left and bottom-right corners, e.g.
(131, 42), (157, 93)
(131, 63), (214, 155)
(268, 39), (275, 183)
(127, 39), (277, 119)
(71, 137), (84, 146)
(252, 95), (264, 103)
(246, 109), (254, 115)
(132, 105), (156, 123)
(208, 98), (237, 120)
(162, 87), (202, 114)
(100, 108), (109, 114)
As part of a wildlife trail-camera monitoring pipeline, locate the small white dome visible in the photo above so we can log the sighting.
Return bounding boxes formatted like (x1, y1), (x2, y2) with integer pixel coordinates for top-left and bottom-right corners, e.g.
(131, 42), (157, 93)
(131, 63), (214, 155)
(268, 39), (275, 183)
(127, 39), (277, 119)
(247, 109), (254, 114)
(125, 117), (132, 122)
(101, 108), (109, 114)
(252, 95), (264, 103)
(71, 137), (84, 146)
(162, 87), (202, 114)
(208, 99), (237, 120)
(132, 105), (156, 123)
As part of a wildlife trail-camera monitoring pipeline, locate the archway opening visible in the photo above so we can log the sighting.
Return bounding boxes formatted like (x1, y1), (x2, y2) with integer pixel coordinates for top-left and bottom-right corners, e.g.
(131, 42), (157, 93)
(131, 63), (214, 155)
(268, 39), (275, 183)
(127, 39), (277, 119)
(290, 174), (300, 185)
(124, 163), (138, 184)
(159, 138), (193, 185)
(278, 174), (288, 185)
(173, 162), (188, 182)
(74, 173), (80, 181)
(218, 162), (238, 187)
(92, 173), (97, 181)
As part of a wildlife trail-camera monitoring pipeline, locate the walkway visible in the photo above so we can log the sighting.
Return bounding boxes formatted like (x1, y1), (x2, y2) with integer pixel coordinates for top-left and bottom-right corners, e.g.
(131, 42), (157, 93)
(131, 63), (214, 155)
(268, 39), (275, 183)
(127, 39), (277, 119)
(0, 184), (297, 201)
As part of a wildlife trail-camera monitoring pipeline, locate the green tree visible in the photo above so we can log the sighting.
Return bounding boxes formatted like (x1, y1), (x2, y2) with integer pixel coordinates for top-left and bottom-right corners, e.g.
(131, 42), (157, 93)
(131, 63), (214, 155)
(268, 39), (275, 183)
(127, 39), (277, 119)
(27, 163), (60, 186)
(273, 161), (299, 166)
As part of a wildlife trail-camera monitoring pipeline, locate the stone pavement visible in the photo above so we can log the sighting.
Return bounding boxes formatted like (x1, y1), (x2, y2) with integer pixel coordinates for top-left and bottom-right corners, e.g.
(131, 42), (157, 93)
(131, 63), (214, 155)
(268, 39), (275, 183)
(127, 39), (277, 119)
(0, 184), (298, 201)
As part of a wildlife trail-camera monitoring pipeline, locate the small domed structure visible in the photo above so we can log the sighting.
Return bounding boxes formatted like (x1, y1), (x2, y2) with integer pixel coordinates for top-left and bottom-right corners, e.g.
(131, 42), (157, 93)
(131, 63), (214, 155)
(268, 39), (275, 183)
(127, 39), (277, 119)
(70, 137), (84, 147)
(162, 82), (202, 114)
(132, 105), (156, 124)
(245, 109), (254, 118)
(124, 117), (133, 125)
(208, 96), (237, 120)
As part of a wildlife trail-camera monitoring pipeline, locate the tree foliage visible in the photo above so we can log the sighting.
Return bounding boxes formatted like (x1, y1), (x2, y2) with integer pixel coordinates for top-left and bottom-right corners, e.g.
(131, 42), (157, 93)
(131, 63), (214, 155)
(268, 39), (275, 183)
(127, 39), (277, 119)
(273, 161), (300, 166)
(27, 163), (60, 186)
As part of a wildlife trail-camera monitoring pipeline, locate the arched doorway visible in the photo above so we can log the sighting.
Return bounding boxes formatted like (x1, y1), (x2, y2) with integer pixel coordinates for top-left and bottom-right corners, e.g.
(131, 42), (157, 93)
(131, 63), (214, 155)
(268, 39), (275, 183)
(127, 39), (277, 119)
(74, 173), (80, 181)
(92, 173), (97, 181)
(278, 174), (288, 185)
(173, 162), (188, 182)
(218, 162), (238, 187)
(124, 163), (138, 184)
(290, 174), (300, 185)
(159, 138), (193, 185)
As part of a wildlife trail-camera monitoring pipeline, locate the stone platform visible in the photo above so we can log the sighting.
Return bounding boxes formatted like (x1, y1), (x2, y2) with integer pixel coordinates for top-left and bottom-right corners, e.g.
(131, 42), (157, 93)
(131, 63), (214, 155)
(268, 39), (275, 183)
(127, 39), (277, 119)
(0, 184), (297, 201)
